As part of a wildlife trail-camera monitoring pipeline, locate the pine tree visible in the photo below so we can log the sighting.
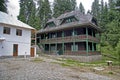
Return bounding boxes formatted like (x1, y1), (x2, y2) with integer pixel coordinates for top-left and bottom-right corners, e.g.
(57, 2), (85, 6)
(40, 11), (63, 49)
(108, 0), (116, 9)
(79, 2), (85, 14)
(18, 0), (39, 29)
(116, 0), (120, 6)
(91, 0), (100, 20)
(53, 0), (76, 17)
(70, 0), (77, 10)
(37, 0), (52, 28)
(0, 0), (8, 13)
(116, 39), (120, 64)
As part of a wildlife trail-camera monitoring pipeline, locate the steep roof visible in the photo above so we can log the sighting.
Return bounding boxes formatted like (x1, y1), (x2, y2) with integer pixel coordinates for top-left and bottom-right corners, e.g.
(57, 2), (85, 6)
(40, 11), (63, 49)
(0, 11), (35, 31)
(38, 10), (101, 33)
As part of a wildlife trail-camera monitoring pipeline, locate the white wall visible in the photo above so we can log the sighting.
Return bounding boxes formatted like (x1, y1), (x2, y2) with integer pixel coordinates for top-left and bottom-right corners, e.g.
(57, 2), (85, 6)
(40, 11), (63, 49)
(0, 24), (31, 56)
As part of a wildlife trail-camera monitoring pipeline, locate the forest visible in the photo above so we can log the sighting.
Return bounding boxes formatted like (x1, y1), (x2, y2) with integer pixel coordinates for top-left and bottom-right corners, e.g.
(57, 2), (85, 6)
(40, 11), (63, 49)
(0, 0), (120, 61)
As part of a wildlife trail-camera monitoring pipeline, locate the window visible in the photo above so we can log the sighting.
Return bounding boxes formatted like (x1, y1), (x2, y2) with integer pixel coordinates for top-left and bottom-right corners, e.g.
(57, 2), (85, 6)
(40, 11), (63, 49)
(45, 22), (56, 28)
(48, 23), (55, 27)
(62, 16), (77, 24)
(16, 29), (22, 36)
(3, 27), (10, 34)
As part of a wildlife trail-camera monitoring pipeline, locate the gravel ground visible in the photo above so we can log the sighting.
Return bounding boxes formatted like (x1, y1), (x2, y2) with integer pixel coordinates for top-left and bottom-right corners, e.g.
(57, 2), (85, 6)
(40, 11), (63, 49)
(0, 57), (114, 80)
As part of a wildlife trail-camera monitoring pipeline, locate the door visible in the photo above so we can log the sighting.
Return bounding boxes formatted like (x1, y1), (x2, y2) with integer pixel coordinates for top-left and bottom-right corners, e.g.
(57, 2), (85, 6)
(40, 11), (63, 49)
(31, 47), (34, 57)
(13, 44), (18, 56)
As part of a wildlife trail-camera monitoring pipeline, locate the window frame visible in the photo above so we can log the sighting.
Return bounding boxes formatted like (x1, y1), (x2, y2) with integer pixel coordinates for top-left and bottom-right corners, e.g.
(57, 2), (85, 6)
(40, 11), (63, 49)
(16, 29), (22, 36)
(3, 27), (11, 34)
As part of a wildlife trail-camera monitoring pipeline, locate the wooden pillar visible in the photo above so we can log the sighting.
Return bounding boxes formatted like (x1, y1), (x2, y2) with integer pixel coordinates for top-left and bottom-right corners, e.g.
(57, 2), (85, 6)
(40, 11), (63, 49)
(39, 35), (41, 43)
(92, 29), (94, 52)
(56, 43), (57, 54)
(86, 27), (89, 55)
(62, 31), (64, 54)
(73, 28), (75, 51)
(43, 44), (45, 52)
(92, 42), (94, 52)
(49, 44), (50, 54)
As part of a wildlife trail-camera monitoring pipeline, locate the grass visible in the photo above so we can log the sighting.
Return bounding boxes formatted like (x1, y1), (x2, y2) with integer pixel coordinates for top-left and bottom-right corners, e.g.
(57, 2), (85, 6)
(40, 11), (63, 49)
(55, 56), (120, 67)
(31, 58), (43, 62)
(108, 71), (114, 74)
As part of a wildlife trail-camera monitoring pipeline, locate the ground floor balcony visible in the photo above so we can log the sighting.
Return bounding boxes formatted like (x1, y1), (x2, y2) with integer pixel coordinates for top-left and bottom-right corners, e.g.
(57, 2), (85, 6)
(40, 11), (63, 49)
(40, 35), (100, 44)
(41, 42), (100, 56)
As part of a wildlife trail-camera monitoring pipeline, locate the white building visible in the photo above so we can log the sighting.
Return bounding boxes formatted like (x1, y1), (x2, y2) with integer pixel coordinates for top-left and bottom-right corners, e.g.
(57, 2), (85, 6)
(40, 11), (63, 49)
(0, 11), (35, 57)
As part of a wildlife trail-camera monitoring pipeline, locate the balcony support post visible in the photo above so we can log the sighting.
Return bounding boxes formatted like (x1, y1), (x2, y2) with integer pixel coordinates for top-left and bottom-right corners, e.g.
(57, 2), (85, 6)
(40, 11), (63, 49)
(55, 43), (57, 55)
(49, 44), (50, 54)
(92, 42), (94, 52)
(86, 27), (89, 56)
(62, 31), (64, 54)
(73, 28), (75, 51)
(43, 44), (45, 52)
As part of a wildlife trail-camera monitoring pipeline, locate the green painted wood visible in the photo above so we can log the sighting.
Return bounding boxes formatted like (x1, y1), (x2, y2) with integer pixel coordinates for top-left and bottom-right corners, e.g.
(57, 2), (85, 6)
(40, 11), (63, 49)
(62, 31), (64, 54)
(43, 44), (45, 51)
(62, 43), (64, 55)
(92, 42), (94, 52)
(56, 43), (57, 54)
(86, 27), (89, 55)
(49, 44), (50, 54)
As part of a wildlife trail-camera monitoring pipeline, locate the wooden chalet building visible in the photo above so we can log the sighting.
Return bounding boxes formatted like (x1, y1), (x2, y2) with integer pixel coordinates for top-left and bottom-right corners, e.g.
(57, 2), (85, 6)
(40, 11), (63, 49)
(37, 10), (101, 57)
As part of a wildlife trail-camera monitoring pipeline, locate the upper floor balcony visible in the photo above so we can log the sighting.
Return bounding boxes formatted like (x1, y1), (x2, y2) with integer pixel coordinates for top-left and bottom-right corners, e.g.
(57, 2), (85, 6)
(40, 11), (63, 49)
(40, 34), (100, 44)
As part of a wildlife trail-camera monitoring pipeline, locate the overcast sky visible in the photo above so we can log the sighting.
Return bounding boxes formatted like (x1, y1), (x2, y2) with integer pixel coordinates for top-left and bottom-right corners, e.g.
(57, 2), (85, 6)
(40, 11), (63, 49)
(7, 0), (108, 19)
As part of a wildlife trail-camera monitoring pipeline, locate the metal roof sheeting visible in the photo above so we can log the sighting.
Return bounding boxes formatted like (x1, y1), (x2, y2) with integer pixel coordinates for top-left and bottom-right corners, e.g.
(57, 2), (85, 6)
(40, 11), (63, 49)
(0, 11), (35, 30)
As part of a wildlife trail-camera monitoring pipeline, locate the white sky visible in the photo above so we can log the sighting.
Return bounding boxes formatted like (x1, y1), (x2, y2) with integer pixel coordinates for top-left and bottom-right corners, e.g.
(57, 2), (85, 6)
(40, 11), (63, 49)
(7, 0), (108, 18)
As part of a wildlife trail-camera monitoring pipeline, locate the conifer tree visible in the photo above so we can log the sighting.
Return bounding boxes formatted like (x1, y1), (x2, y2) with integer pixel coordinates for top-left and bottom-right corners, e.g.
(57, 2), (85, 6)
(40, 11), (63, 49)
(91, 0), (100, 20)
(37, 0), (52, 28)
(18, 0), (38, 29)
(79, 2), (85, 14)
(53, 0), (76, 17)
(0, 0), (8, 13)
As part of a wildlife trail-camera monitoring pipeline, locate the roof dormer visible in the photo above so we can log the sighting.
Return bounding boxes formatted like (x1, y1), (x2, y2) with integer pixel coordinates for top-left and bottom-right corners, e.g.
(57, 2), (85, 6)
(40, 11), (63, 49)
(60, 16), (78, 25)
(44, 21), (56, 29)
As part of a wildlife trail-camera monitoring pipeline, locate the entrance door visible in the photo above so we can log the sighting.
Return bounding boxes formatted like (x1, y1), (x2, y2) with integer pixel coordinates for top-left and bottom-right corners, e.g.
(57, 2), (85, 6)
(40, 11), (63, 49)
(31, 47), (34, 57)
(13, 44), (18, 56)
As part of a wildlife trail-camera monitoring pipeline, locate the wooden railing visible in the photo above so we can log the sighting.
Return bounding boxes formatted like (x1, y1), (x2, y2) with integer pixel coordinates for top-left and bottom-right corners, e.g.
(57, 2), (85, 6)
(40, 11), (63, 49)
(40, 35), (100, 44)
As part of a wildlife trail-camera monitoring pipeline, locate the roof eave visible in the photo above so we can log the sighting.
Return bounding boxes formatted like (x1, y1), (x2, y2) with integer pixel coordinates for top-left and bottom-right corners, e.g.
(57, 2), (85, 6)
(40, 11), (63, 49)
(0, 23), (36, 33)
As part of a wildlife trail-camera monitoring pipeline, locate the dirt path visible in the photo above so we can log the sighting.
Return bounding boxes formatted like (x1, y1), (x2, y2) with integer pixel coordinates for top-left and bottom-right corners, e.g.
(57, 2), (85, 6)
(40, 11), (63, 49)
(0, 56), (114, 80)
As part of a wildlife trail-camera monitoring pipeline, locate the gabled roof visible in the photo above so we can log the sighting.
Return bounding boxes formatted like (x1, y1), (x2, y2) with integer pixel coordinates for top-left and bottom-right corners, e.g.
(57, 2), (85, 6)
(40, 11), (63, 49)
(0, 11), (35, 31)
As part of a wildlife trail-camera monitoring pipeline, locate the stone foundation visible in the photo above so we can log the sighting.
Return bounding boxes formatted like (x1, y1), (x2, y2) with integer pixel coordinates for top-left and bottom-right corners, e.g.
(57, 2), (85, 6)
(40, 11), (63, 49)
(60, 55), (102, 62)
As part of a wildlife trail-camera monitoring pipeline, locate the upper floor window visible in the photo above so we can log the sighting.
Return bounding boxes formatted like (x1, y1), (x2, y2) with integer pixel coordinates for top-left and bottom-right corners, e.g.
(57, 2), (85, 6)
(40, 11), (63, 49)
(16, 29), (22, 36)
(48, 22), (55, 27)
(61, 16), (77, 24)
(3, 27), (10, 34)
(45, 22), (56, 29)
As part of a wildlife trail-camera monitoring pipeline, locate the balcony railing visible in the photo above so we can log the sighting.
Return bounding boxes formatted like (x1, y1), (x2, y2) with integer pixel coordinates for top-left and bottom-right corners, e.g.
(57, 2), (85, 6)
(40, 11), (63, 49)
(40, 35), (100, 44)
